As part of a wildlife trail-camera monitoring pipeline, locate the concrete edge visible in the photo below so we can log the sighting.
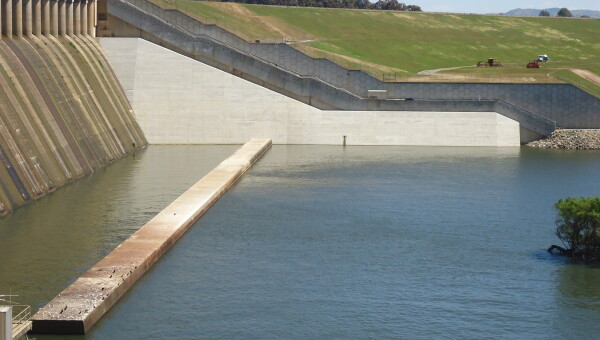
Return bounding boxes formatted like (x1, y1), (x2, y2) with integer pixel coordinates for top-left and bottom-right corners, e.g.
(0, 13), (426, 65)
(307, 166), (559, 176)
(30, 138), (272, 335)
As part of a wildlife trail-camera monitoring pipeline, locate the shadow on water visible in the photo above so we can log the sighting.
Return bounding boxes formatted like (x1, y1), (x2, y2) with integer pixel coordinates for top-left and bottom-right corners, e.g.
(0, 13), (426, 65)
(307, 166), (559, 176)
(557, 263), (600, 302)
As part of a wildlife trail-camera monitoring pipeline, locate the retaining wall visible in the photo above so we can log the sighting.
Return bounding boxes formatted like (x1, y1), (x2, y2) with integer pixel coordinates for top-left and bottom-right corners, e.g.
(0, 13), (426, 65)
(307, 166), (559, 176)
(108, 0), (599, 129)
(107, 0), (559, 138)
(0, 35), (147, 215)
(101, 37), (520, 146)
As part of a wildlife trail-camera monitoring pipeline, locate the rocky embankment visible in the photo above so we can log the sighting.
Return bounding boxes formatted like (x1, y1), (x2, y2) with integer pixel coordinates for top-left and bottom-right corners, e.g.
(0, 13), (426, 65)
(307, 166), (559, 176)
(528, 129), (600, 150)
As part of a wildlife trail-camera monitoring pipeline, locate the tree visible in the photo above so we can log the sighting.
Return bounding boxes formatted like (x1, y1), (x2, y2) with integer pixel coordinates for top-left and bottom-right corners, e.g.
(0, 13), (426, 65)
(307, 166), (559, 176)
(354, 0), (368, 8)
(549, 197), (600, 260)
(557, 8), (573, 17)
(538, 10), (550, 17)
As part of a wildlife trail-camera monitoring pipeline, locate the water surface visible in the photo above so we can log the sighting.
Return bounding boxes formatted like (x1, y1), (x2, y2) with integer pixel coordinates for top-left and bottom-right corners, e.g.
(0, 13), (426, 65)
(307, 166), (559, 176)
(88, 146), (600, 339)
(3, 145), (600, 339)
(0, 145), (239, 310)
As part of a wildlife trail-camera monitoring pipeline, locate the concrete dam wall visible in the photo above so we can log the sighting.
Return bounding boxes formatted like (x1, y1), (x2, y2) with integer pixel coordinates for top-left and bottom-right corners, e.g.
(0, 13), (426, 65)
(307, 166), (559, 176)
(0, 35), (147, 216)
(0, 0), (97, 38)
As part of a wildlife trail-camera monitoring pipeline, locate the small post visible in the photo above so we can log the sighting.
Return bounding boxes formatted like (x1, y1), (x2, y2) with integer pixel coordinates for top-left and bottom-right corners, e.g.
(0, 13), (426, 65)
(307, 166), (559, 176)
(0, 306), (12, 340)
(342, 135), (346, 147)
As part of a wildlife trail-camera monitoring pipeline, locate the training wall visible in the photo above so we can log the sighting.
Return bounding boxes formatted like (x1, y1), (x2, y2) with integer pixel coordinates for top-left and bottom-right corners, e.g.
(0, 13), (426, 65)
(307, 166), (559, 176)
(0, 35), (147, 216)
(101, 38), (520, 147)
(108, 0), (599, 130)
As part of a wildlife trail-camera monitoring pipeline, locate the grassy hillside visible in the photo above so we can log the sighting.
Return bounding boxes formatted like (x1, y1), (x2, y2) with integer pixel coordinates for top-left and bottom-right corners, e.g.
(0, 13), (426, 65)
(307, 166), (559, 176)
(150, 0), (600, 90)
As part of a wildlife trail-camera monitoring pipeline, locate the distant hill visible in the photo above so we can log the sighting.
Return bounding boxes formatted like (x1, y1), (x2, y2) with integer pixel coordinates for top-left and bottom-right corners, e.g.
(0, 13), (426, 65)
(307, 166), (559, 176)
(503, 8), (600, 18)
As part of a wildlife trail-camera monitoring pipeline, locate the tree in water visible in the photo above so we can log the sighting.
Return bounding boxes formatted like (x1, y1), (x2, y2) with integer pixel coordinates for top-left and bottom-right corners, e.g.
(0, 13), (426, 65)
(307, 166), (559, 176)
(548, 197), (600, 260)
(557, 8), (573, 17)
(538, 10), (550, 17)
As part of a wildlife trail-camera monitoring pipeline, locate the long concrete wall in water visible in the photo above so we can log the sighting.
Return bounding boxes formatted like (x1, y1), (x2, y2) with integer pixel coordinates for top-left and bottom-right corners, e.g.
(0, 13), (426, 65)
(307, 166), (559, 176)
(0, 35), (147, 216)
(30, 138), (272, 335)
(101, 38), (520, 146)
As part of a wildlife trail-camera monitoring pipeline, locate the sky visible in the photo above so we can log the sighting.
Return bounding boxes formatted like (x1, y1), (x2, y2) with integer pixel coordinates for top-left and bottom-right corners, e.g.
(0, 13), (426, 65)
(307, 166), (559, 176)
(414, 0), (600, 14)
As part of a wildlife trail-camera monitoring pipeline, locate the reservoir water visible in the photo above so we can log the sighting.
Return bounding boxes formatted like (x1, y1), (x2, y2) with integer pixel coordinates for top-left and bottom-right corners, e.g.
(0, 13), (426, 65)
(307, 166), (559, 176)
(2, 145), (600, 338)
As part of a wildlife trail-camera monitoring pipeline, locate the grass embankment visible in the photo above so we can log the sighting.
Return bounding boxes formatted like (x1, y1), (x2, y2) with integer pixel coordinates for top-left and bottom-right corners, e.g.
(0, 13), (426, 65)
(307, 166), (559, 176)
(150, 0), (600, 91)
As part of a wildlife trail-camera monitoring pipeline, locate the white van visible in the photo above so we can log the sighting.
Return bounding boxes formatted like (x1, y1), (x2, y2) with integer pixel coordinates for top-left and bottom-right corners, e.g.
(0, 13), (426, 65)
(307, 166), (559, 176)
(537, 55), (549, 62)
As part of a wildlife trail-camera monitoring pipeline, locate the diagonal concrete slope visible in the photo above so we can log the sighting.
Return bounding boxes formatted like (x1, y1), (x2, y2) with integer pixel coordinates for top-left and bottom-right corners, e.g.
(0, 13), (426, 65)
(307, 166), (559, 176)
(105, 0), (568, 139)
(101, 38), (520, 146)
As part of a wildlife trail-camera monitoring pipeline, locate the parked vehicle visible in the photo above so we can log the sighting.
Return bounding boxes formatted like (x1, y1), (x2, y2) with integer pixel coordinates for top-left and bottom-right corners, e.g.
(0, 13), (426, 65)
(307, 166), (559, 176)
(527, 61), (540, 68)
(537, 54), (549, 62)
(477, 57), (502, 67)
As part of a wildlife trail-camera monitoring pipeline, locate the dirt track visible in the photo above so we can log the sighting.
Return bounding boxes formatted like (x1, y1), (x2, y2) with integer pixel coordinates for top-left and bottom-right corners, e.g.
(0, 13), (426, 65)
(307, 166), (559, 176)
(570, 69), (600, 86)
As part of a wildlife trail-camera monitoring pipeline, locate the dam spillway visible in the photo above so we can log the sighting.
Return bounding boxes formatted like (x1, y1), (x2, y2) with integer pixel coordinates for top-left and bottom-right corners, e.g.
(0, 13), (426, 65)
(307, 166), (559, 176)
(0, 0), (598, 337)
(0, 35), (146, 215)
(0, 0), (97, 38)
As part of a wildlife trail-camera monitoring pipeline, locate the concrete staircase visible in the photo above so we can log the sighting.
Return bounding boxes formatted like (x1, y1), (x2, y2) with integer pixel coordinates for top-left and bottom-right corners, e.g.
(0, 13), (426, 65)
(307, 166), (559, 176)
(105, 0), (599, 137)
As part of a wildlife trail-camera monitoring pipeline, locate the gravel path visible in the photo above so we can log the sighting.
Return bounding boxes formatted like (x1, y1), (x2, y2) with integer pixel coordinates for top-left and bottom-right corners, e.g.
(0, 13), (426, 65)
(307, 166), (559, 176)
(570, 69), (600, 86)
(417, 65), (475, 76)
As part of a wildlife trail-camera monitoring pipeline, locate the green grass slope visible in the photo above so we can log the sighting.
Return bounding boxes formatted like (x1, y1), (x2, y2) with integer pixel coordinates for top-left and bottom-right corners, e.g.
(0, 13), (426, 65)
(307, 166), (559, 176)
(150, 0), (600, 91)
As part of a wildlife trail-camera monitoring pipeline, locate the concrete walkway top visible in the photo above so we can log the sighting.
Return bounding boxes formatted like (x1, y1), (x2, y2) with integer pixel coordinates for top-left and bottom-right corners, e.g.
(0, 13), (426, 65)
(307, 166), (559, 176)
(31, 139), (272, 335)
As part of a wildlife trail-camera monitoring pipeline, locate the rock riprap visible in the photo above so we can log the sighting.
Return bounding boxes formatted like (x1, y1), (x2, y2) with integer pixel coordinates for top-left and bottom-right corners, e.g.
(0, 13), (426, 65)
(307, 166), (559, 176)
(528, 129), (600, 150)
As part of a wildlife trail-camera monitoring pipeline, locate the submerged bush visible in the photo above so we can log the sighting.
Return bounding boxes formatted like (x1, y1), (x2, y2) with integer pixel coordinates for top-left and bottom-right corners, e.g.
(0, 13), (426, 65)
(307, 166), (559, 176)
(551, 197), (600, 260)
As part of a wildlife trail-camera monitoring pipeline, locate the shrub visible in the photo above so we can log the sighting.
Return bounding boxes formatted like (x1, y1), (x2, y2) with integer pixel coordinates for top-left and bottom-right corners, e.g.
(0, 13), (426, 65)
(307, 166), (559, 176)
(554, 197), (600, 259)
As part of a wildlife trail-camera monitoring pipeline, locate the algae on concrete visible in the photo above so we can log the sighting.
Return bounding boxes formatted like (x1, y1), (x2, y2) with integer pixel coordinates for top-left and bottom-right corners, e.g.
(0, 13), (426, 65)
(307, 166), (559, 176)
(0, 36), (147, 216)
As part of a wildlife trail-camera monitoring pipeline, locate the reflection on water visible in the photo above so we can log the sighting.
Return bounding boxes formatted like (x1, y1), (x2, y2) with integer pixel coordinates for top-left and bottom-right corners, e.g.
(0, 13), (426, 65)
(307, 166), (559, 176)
(88, 146), (600, 339)
(0, 145), (239, 310)
(2, 145), (600, 338)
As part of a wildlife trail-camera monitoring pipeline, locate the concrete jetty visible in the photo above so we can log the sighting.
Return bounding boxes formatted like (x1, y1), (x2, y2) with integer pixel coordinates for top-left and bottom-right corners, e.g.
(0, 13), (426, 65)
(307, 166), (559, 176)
(30, 139), (272, 334)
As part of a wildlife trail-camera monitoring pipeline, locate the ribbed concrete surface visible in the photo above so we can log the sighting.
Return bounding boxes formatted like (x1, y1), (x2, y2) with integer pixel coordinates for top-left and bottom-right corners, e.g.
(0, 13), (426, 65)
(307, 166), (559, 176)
(30, 139), (272, 335)
(0, 36), (147, 216)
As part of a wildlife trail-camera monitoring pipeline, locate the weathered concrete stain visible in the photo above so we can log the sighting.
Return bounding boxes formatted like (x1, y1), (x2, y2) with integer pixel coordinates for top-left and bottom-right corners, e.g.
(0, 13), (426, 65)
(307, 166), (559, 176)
(0, 35), (147, 216)
(30, 138), (272, 335)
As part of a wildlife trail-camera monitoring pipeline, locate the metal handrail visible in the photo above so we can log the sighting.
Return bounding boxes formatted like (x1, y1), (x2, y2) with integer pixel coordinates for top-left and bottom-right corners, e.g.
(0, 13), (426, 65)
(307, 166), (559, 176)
(494, 99), (557, 134)
(125, 0), (600, 89)
(11, 305), (31, 326)
(113, 0), (364, 100)
(111, 0), (598, 128)
(0, 297), (32, 326)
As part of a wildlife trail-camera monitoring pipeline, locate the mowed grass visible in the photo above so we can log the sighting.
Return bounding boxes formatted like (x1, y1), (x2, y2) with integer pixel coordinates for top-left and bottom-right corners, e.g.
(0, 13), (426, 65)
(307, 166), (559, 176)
(149, 0), (600, 90)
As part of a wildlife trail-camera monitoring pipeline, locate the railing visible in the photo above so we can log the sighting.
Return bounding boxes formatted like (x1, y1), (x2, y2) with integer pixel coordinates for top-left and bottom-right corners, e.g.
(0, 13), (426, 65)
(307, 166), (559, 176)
(11, 305), (31, 327)
(131, 0), (595, 87)
(494, 99), (557, 134)
(112, 0), (364, 100)
(553, 72), (600, 98)
(111, 0), (600, 128)
(0, 296), (32, 330)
